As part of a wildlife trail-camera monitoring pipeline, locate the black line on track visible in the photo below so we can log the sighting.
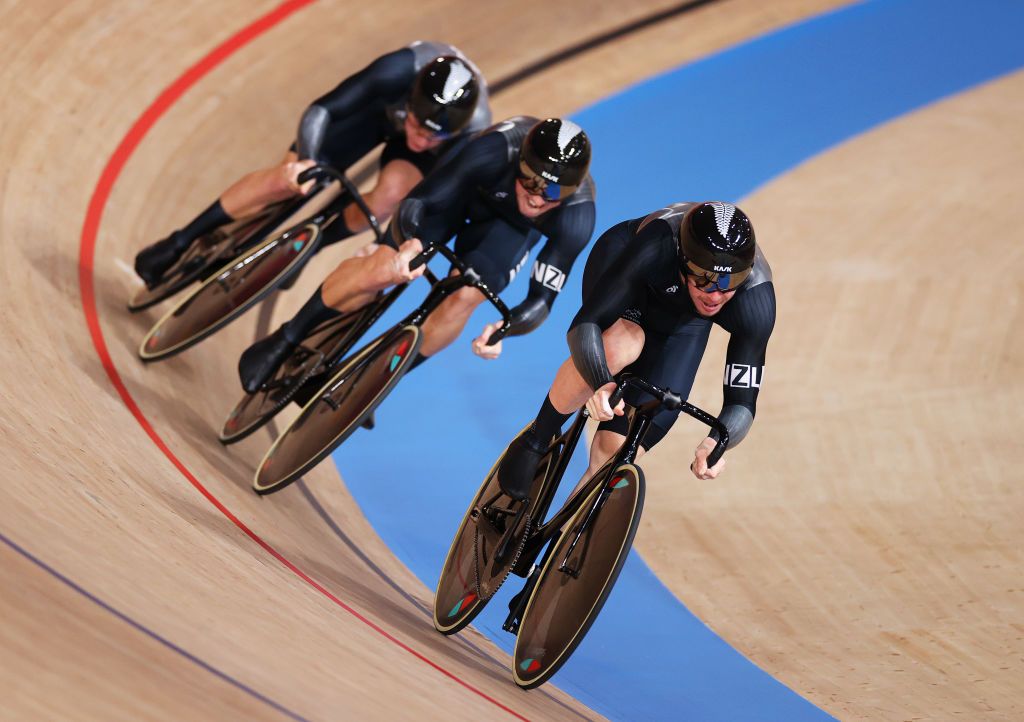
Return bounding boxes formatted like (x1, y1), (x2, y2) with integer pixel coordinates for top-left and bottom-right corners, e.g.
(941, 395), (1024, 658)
(491, 0), (720, 93)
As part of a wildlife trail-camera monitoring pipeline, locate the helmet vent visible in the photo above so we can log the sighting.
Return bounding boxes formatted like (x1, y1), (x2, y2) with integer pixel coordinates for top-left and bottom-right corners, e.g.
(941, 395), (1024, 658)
(708, 201), (737, 238)
(556, 120), (584, 154)
(441, 60), (473, 101)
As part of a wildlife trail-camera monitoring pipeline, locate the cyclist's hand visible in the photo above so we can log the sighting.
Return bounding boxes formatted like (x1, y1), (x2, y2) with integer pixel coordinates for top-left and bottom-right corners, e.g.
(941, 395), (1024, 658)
(585, 382), (623, 421)
(287, 159), (319, 195)
(472, 322), (503, 360)
(393, 238), (426, 283)
(690, 437), (726, 480)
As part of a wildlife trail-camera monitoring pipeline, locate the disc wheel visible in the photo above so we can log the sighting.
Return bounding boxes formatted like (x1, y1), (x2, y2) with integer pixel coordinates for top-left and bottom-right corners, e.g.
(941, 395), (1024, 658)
(127, 204), (285, 312)
(512, 463), (645, 689)
(252, 326), (420, 495)
(219, 307), (374, 445)
(433, 431), (556, 635)
(138, 223), (320, 361)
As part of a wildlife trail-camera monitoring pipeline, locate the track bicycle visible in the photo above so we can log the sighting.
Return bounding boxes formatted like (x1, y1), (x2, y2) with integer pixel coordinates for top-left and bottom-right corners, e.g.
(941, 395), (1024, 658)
(137, 165), (379, 361)
(433, 375), (728, 689)
(252, 242), (512, 495)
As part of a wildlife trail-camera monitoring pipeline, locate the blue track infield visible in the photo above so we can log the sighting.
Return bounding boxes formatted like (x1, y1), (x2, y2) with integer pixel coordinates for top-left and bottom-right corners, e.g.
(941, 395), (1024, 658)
(331, 1), (1024, 718)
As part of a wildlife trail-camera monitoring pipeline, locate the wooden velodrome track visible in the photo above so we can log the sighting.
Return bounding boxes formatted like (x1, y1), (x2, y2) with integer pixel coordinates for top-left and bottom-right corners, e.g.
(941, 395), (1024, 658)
(2, 0), (1021, 719)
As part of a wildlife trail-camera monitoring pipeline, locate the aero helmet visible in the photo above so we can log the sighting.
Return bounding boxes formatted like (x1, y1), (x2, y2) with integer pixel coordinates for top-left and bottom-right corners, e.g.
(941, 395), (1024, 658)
(678, 202), (756, 291)
(408, 56), (479, 138)
(518, 118), (591, 202)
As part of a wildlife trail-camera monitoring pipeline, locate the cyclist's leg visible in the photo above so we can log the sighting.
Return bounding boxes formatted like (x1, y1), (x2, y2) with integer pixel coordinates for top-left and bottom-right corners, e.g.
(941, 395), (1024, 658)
(135, 150), (316, 287)
(585, 314), (712, 480)
(497, 221), (644, 499)
(331, 135), (435, 241)
(218, 109), (380, 224)
(134, 196), (237, 287)
(237, 238), (419, 393)
(417, 217), (532, 358)
(218, 150), (316, 219)
(545, 218), (641, 412)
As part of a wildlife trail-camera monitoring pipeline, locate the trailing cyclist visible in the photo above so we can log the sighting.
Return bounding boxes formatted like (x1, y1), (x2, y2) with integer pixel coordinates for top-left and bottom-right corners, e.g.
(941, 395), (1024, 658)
(133, 42), (490, 288)
(238, 116), (597, 393)
(498, 201), (776, 500)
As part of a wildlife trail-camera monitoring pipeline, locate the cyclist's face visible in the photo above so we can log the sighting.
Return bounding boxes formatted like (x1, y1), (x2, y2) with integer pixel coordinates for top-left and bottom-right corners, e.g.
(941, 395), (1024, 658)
(404, 115), (444, 153)
(685, 274), (736, 316)
(514, 178), (561, 218)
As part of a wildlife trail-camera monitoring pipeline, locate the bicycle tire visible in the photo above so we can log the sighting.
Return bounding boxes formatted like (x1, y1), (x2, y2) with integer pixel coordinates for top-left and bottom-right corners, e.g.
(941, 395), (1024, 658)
(138, 222), (321, 361)
(433, 430), (556, 636)
(252, 325), (420, 495)
(512, 463), (645, 689)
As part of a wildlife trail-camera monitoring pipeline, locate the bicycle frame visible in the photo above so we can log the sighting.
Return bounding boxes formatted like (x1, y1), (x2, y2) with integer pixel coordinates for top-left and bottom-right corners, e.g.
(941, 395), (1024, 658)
(304, 240), (513, 416)
(512, 376), (730, 584)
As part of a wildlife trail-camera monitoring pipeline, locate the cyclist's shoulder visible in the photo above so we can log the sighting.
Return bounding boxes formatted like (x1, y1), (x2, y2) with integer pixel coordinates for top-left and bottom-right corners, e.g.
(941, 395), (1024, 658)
(718, 251), (776, 334)
(560, 174), (597, 210)
(452, 116), (536, 168)
(484, 116), (538, 147)
(742, 246), (773, 290)
(407, 41), (467, 69)
(636, 202), (697, 236)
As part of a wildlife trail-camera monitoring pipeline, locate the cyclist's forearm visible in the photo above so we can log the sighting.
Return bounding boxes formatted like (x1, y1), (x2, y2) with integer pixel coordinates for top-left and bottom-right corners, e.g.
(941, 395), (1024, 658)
(505, 296), (550, 336)
(711, 403), (755, 447)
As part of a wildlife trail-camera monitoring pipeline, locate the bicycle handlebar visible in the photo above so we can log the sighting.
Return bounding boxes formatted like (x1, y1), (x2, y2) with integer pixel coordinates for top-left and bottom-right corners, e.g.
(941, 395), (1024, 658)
(608, 375), (730, 467)
(296, 165), (383, 244)
(411, 241), (513, 345)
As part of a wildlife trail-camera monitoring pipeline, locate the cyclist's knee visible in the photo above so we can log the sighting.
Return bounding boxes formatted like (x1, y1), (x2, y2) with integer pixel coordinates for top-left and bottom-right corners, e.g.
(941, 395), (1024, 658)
(441, 285), (485, 318)
(603, 319), (645, 373)
(353, 242), (380, 259)
(592, 430), (622, 463)
(364, 179), (411, 219)
(371, 160), (421, 215)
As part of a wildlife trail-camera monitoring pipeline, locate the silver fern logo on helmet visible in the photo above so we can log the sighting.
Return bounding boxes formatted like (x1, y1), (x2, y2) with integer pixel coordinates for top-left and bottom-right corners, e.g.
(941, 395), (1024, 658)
(555, 119), (584, 154)
(441, 60), (473, 101)
(709, 201), (737, 238)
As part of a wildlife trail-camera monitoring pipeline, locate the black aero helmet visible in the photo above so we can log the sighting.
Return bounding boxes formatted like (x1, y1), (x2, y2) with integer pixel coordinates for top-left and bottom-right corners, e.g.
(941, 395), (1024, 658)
(678, 202), (756, 291)
(408, 55), (479, 138)
(518, 118), (591, 202)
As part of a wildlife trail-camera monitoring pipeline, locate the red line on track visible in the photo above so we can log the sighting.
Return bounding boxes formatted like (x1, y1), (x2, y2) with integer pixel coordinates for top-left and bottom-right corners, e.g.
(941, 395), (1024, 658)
(76, 3), (526, 718)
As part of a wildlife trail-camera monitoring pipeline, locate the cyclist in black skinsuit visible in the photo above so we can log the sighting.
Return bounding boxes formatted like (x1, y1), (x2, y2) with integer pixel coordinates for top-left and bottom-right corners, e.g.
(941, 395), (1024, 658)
(134, 42), (490, 287)
(237, 116), (598, 393)
(498, 201), (776, 500)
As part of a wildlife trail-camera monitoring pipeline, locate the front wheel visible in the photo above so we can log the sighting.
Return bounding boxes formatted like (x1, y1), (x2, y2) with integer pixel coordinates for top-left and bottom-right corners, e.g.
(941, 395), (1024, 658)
(252, 326), (420, 495)
(512, 463), (645, 689)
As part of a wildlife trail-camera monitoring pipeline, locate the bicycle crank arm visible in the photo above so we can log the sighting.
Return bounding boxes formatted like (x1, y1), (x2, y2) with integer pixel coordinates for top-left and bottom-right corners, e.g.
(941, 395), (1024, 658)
(495, 498), (531, 564)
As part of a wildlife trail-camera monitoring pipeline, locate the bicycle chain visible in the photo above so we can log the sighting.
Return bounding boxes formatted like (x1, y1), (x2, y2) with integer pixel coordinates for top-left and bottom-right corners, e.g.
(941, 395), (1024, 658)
(473, 509), (531, 602)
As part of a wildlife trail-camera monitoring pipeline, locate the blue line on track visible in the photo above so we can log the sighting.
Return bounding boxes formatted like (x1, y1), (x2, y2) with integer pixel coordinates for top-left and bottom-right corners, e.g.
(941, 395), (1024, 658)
(0, 531), (309, 721)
